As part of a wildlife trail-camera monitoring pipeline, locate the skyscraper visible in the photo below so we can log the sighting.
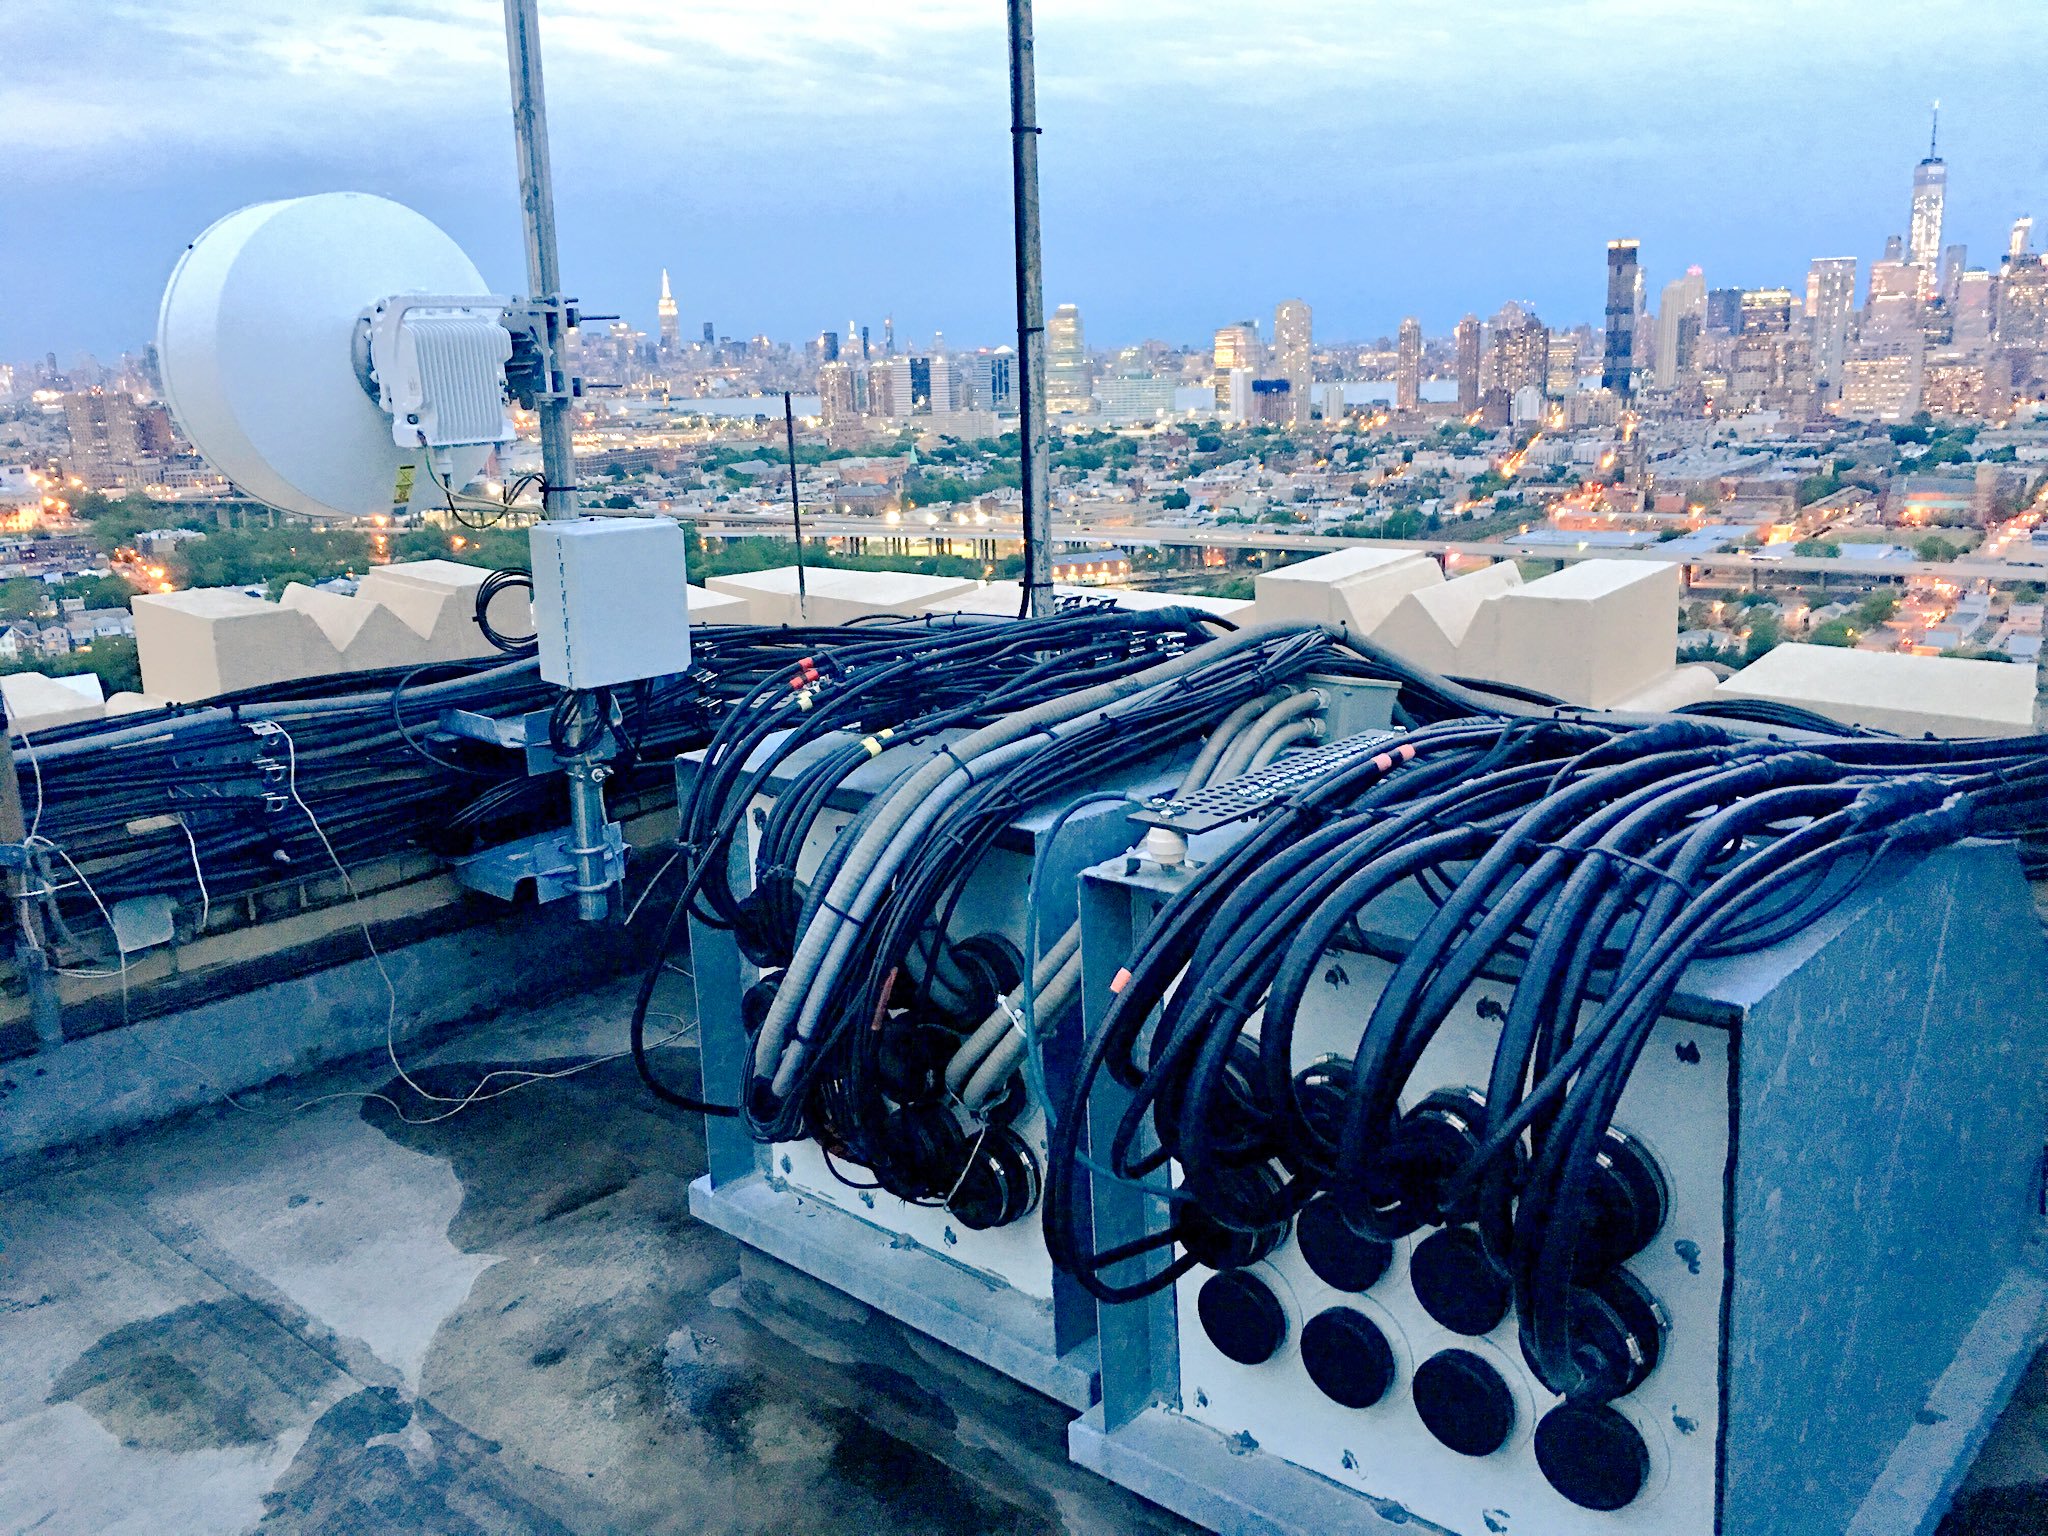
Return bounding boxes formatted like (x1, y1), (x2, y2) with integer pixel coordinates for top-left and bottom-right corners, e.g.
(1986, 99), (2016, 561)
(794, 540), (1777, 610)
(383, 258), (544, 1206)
(1395, 317), (1422, 412)
(1046, 304), (1093, 412)
(1492, 311), (1549, 399)
(1274, 300), (1313, 426)
(63, 390), (151, 487)
(1454, 315), (1481, 413)
(1603, 240), (1640, 396)
(1805, 257), (1858, 397)
(1866, 259), (1921, 337)
(819, 361), (869, 424)
(1212, 321), (1261, 411)
(1941, 244), (1968, 307)
(1999, 255), (2048, 346)
(1739, 287), (1795, 335)
(2010, 218), (2033, 261)
(1654, 267), (1707, 389)
(656, 269), (680, 356)
(960, 350), (1017, 415)
(1907, 105), (1947, 298)
(1546, 333), (1580, 399)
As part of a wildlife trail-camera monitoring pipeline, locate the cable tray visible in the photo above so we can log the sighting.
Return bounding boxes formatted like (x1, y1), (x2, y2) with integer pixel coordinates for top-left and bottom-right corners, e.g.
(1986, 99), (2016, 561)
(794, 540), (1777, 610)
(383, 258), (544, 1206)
(1130, 729), (1405, 833)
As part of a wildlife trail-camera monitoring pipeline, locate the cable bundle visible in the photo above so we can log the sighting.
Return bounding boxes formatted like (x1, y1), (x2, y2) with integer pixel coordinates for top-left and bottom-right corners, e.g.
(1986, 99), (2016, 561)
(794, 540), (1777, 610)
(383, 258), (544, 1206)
(1045, 711), (2048, 1408)
(635, 608), (1410, 1231)
(4, 626), (938, 962)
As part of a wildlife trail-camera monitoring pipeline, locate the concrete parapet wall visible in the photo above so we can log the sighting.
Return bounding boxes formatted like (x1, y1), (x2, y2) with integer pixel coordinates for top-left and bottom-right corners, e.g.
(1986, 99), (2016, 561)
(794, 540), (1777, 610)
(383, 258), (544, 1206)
(705, 566), (976, 626)
(1459, 559), (1681, 708)
(1251, 547), (1442, 636)
(1717, 643), (2039, 737)
(1371, 560), (1524, 675)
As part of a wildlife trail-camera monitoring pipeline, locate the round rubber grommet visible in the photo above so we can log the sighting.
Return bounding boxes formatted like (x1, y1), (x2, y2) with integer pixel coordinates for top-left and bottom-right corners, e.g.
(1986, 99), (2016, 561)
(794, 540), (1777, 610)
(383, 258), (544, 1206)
(1197, 1270), (1287, 1365)
(1413, 1349), (1515, 1457)
(1535, 1403), (1652, 1511)
(1298, 1195), (1394, 1293)
(1301, 1307), (1396, 1409)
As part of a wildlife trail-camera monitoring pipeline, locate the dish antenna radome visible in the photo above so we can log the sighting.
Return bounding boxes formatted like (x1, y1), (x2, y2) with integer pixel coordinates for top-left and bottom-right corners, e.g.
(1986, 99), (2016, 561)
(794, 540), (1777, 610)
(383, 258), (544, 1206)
(158, 193), (521, 521)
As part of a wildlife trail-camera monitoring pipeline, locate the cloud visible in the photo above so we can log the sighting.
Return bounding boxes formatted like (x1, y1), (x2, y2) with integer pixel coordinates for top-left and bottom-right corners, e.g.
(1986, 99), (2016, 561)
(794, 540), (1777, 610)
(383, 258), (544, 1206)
(7, 0), (2048, 356)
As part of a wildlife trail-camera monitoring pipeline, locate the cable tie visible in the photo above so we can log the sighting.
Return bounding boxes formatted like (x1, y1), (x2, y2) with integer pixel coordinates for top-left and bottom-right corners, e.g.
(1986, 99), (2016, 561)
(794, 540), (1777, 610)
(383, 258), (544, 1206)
(997, 993), (1030, 1039)
(939, 743), (979, 783)
(815, 895), (866, 928)
(1529, 839), (1691, 890)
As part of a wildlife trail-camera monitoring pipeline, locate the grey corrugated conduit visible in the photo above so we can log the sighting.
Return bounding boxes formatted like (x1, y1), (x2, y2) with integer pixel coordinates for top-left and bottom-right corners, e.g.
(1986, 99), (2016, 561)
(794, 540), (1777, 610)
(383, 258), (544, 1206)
(943, 919), (1082, 1098)
(1208, 688), (1324, 784)
(1175, 692), (1281, 795)
(749, 623), (1308, 1108)
(959, 943), (1085, 1111)
(1245, 716), (1325, 772)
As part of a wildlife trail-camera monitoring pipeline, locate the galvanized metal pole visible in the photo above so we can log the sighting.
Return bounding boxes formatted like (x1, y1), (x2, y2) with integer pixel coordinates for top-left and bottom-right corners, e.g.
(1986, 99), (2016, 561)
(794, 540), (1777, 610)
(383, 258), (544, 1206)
(783, 391), (808, 618)
(504, 0), (608, 921)
(503, 0), (578, 521)
(1007, 0), (1054, 618)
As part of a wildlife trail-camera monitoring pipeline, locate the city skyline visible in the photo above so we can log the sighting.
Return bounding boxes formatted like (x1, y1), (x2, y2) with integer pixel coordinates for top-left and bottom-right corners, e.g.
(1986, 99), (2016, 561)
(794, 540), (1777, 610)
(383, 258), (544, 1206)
(6, 1), (2048, 359)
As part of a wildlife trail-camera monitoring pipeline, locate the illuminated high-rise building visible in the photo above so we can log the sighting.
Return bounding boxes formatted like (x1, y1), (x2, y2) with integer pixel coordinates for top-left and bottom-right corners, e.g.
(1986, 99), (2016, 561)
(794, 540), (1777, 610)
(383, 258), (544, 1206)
(1602, 240), (1640, 396)
(1454, 315), (1481, 412)
(819, 361), (870, 424)
(1546, 333), (1579, 399)
(63, 390), (152, 488)
(1740, 287), (1794, 335)
(1046, 303), (1093, 412)
(1493, 311), (1549, 399)
(1655, 267), (1707, 389)
(2009, 218), (2033, 261)
(1866, 259), (1921, 338)
(1941, 244), (1968, 307)
(1954, 270), (1997, 347)
(1212, 321), (1261, 411)
(1804, 258), (1858, 397)
(1907, 104), (1947, 298)
(1274, 299), (1313, 426)
(1395, 316), (1422, 412)
(656, 268), (680, 356)
(1999, 255), (2048, 346)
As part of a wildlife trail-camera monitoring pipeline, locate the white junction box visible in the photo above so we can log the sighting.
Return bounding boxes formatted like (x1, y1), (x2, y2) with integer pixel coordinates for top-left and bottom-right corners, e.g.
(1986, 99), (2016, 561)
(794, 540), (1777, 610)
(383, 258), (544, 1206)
(529, 516), (692, 689)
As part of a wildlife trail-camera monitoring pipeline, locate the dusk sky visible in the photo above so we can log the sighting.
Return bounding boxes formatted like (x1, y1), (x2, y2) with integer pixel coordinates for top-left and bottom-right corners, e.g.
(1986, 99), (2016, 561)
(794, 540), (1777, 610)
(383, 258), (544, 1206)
(7, 1), (2048, 362)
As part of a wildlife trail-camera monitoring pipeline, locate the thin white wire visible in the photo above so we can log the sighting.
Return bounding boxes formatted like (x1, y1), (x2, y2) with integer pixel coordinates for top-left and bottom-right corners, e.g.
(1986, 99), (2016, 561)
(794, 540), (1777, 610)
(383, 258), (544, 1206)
(20, 720), (44, 845)
(622, 845), (685, 927)
(243, 717), (700, 1125)
(182, 1016), (697, 1126)
(33, 839), (130, 1008)
(175, 815), (211, 933)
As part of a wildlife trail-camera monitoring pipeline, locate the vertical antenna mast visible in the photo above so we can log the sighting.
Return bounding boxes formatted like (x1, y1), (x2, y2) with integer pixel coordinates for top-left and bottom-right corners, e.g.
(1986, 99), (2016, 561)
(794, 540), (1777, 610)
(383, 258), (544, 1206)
(505, 0), (610, 923)
(504, 0), (578, 521)
(1007, 0), (1054, 618)
(783, 391), (808, 617)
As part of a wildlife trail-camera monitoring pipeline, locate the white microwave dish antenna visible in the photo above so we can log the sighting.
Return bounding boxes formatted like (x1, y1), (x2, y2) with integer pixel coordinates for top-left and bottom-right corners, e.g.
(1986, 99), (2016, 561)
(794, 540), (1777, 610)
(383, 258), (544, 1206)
(158, 193), (502, 522)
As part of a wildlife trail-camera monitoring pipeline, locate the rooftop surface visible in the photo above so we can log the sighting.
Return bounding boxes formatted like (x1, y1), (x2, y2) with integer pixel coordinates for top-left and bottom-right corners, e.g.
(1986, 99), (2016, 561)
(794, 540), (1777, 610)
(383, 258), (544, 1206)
(1, 971), (2042, 1535)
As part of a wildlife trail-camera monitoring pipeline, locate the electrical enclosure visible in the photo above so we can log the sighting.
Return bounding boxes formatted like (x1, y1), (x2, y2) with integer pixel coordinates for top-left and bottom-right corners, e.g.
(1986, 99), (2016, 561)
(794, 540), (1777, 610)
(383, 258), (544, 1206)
(1067, 836), (2048, 1535)
(529, 516), (692, 690)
